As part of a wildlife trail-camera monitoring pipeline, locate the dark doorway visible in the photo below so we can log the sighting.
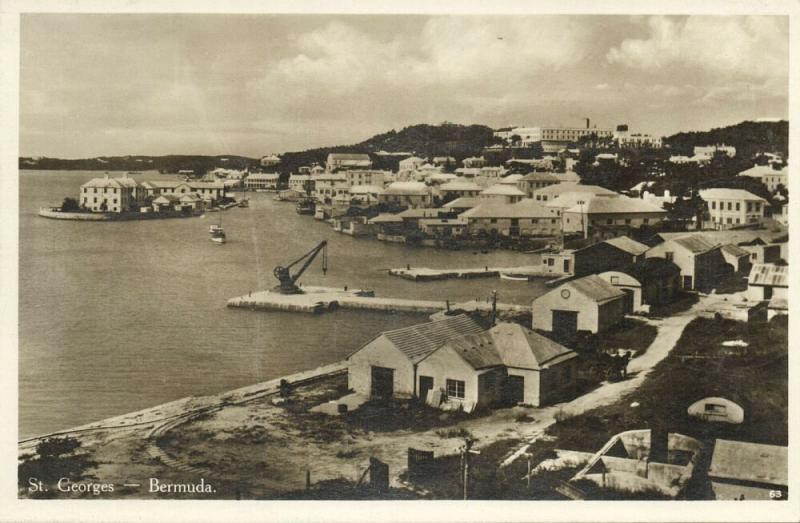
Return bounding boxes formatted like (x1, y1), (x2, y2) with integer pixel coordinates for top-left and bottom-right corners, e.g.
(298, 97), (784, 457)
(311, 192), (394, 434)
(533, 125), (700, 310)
(621, 289), (634, 314)
(371, 366), (394, 399)
(683, 275), (693, 289)
(552, 310), (578, 340)
(563, 259), (571, 273)
(764, 286), (773, 299)
(505, 375), (525, 405)
(418, 375), (434, 402)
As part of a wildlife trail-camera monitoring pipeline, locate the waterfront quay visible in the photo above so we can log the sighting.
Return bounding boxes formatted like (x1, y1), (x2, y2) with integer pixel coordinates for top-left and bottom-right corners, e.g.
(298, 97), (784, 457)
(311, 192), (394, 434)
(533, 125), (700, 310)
(388, 265), (554, 282)
(226, 286), (527, 315)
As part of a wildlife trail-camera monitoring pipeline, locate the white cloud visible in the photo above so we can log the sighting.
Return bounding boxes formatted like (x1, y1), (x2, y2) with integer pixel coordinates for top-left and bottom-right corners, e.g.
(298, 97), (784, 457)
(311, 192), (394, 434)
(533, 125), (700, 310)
(607, 16), (788, 78)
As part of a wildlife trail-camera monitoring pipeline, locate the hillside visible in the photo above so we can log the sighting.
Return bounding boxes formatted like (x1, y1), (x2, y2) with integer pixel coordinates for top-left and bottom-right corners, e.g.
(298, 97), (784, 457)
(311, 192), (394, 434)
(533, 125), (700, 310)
(664, 120), (788, 159)
(277, 123), (494, 173)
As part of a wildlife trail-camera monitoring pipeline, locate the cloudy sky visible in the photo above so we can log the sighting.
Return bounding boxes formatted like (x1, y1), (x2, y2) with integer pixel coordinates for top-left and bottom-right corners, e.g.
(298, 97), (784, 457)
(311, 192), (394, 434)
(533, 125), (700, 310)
(20, 14), (789, 158)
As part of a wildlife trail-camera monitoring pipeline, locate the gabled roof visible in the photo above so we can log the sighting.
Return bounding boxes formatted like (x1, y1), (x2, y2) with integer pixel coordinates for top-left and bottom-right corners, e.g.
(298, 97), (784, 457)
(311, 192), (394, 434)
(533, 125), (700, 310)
(657, 230), (779, 247)
(439, 181), (482, 192)
(720, 243), (750, 258)
(708, 439), (787, 486)
(383, 181), (430, 195)
(670, 235), (721, 254)
(564, 196), (666, 215)
(377, 314), (485, 363)
(738, 165), (786, 178)
(368, 213), (403, 224)
(566, 274), (626, 304)
(443, 197), (482, 209)
(397, 208), (449, 219)
(699, 188), (766, 202)
(618, 257), (681, 283)
(520, 172), (560, 182)
(481, 184), (525, 196)
(534, 184), (616, 197)
(461, 200), (552, 219)
(604, 236), (650, 256)
(748, 263), (788, 287)
(426, 322), (576, 371)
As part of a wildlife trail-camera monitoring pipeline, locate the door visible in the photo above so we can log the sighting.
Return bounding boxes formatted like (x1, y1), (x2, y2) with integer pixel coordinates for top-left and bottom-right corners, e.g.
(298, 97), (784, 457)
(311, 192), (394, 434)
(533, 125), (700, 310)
(764, 286), (773, 300)
(621, 289), (634, 314)
(552, 310), (578, 341)
(418, 376), (434, 402)
(370, 366), (394, 399)
(563, 259), (571, 274)
(505, 375), (525, 405)
(683, 275), (693, 289)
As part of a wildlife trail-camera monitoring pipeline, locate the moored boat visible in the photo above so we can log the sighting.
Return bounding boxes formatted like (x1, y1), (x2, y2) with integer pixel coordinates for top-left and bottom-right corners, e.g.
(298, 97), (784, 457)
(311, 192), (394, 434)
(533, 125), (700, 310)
(499, 273), (529, 281)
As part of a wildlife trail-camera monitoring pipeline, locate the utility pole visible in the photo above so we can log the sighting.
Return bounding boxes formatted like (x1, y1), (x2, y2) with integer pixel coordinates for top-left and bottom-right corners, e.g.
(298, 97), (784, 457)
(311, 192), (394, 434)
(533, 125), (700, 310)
(460, 438), (481, 500)
(491, 290), (498, 327)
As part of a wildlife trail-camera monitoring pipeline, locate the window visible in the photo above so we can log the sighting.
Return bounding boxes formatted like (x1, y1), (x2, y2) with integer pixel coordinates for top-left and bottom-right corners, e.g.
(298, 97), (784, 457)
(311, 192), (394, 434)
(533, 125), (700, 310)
(547, 258), (554, 266)
(747, 202), (753, 212)
(610, 275), (619, 284)
(665, 252), (674, 261)
(726, 217), (732, 224)
(446, 379), (465, 399)
(625, 219), (632, 225)
(643, 218), (650, 224)
(735, 202), (740, 211)
(490, 218), (497, 224)
(711, 201), (716, 210)
(606, 219), (613, 225)
(727, 202), (732, 211)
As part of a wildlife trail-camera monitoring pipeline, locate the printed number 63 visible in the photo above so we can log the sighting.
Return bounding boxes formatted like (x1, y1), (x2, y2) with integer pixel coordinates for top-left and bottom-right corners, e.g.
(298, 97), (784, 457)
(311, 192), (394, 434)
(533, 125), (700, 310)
(769, 490), (783, 499)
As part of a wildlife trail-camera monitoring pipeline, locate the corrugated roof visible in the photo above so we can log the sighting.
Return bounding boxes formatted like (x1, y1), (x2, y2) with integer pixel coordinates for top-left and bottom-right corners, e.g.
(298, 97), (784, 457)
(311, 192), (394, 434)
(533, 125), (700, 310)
(567, 274), (626, 303)
(747, 263), (788, 287)
(439, 181), (482, 192)
(604, 236), (650, 256)
(657, 230), (779, 246)
(720, 243), (750, 258)
(671, 235), (720, 254)
(382, 314), (485, 363)
(708, 439), (787, 486)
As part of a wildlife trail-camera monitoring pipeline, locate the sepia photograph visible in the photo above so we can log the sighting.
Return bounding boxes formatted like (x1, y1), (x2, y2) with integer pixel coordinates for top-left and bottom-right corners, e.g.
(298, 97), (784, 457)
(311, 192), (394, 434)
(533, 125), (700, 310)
(3, 1), (799, 521)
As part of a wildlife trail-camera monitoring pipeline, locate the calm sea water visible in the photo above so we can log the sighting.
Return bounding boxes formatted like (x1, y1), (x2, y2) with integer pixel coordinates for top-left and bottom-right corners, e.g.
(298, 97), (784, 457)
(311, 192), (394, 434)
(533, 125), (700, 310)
(19, 170), (547, 438)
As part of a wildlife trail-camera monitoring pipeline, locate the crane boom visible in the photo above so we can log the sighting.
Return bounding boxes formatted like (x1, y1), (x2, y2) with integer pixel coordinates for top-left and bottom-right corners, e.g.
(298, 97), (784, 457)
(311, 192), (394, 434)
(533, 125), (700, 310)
(272, 240), (328, 294)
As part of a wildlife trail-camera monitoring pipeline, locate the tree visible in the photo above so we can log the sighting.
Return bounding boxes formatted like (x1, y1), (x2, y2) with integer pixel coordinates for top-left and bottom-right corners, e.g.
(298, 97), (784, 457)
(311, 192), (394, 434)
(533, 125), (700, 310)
(60, 197), (81, 212)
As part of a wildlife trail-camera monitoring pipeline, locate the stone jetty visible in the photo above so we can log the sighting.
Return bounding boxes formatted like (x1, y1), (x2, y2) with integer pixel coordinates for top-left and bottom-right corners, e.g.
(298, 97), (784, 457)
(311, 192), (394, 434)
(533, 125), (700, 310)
(226, 286), (527, 315)
(388, 265), (553, 282)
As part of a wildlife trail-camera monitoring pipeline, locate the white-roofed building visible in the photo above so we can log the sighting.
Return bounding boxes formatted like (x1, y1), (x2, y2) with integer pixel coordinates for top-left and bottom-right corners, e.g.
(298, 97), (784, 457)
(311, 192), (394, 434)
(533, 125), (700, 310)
(378, 181), (433, 209)
(398, 156), (426, 172)
(462, 156), (486, 168)
(79, 174), (140, 213)
(562, 196), (667, 237)
(738, 164), (787, 192)
(531, 183), (616, 203)
(480, 184), (526, 204)
(260, 154), (281, 167)
(244, 172), (280, 191)
(326, 153), (372, 172)
(699, 188), (766, 229)
(460, 199), (560, 238)
(439, 181), (483, 199)
(288, 174), (313, 194)
(348, 184), (384, 206)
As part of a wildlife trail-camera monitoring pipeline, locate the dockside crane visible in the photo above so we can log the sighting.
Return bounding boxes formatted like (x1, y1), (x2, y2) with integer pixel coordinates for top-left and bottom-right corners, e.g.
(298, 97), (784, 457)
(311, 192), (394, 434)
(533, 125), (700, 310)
(272, 240), (328, 294)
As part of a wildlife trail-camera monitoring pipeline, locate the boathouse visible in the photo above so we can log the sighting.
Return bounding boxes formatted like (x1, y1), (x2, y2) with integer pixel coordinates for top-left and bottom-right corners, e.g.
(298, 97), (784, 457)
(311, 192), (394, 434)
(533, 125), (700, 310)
(531, 275), (627, 338)
(415, 322), (577, 409)
(346, 315), (485, 399)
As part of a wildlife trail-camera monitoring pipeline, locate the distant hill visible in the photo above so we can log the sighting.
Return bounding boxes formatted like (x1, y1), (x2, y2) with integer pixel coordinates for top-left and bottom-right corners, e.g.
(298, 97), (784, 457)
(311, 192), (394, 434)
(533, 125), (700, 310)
(19, 155), (259, 174)
(664, 120), (788, 159)
(278, 123), (494, 173)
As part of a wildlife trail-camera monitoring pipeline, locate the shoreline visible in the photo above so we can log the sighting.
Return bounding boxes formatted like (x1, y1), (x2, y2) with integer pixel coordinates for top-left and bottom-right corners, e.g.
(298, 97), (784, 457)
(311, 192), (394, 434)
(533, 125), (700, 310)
(18, 360), (347, 450)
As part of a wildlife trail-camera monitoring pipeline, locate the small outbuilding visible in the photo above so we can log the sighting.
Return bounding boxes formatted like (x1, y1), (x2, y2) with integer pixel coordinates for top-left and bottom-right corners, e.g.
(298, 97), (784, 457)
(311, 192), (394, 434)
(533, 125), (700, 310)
(599, 258), (682, 313)
(346, 315), (484, 399)
(532, 275), (627, 338)
(708, 439), (787, 500)
(687, 397), (744, 424)
(416, 322), (577, 409)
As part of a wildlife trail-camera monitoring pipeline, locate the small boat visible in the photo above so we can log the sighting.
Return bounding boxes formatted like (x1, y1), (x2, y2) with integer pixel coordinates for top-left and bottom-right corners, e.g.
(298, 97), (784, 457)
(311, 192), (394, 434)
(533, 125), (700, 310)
(238, 198), (249, 208)
(499, 273), (529, 281)
(209, 214), (225, 244)
(296, 199), (314, 215)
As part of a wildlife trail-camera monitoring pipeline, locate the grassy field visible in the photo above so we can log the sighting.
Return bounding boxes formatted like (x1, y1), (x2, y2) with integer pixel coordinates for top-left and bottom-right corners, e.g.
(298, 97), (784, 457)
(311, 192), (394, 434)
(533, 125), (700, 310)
(545, 314), (788, 453)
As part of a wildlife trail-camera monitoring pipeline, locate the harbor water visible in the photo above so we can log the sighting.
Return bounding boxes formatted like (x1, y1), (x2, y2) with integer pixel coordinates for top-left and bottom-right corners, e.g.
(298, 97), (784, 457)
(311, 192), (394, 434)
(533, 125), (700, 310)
(19, 170), (548, 438)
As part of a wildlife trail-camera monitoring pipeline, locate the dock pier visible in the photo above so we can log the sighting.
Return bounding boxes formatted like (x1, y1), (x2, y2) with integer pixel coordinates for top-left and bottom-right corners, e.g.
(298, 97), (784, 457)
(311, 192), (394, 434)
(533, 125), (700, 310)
(387, 265), (554, 282)
(226, 286), (527, 315)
